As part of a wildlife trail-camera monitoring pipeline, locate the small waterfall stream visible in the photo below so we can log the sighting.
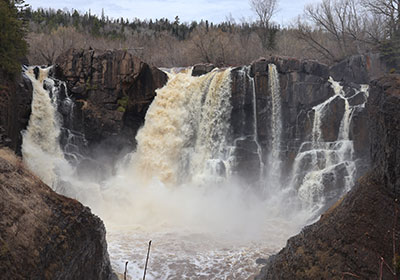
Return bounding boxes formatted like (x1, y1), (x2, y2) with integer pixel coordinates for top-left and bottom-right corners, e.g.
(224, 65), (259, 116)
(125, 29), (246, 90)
(266, 64), (282, 174)
(291, 77), (369, 211)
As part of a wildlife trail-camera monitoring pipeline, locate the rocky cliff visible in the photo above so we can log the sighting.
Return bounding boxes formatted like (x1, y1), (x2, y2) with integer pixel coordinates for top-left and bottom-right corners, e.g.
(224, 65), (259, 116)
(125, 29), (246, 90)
(54, 48), (168, 156)
(368, 75), (400, 197)
(0, 70), (32, 154)
(1, 49), (395, 279)
(256, 74), (400, 280)
(0, 148), (115, 280)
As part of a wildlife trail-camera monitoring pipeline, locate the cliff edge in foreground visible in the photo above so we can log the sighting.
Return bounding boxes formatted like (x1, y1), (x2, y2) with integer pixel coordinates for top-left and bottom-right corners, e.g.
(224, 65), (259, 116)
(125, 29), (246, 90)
(0, 148), (115, 280)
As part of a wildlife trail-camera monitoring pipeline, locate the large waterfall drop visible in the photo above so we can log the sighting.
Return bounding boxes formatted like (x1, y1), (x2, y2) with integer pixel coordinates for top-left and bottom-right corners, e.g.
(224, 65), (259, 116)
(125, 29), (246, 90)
(22, 66), (67, 188)
(133, 69), (233, 185)
(21, 64), (369, 279)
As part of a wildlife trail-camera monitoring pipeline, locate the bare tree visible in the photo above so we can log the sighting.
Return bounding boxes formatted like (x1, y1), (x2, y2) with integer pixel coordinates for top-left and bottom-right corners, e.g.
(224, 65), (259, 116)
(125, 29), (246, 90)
(361, 0), (400, 38)
(361, 0), (400, 63)
(249, 0), (279, 50)
(296, 0), (377, 63)
(250, 0), (278, 27)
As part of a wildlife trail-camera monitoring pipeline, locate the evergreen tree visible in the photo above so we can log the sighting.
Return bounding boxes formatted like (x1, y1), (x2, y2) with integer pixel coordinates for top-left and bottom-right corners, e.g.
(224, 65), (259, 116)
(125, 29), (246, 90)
(0, 0), (28, 77)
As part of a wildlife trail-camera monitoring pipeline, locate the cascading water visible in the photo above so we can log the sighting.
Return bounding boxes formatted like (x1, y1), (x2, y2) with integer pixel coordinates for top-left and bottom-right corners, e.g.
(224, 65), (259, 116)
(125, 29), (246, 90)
(22, 66), (67, 188)
(98, 68), (311, 279)
(21, 64), (369, 279)
(229, 66), (263, 183)
(132, 68), (233, 185)
(265, 64), (282, 186)
(291, 77), (369, 212)
(22, 66), (98, 201)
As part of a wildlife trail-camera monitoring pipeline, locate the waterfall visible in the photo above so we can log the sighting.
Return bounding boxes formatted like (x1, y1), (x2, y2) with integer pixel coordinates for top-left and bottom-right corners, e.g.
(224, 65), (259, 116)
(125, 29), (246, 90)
(133, 68), (233, 185)
(21, 66), (91, 199)
(229, 66), (263, 182)
(291, 77), (369, 211)
(20, 62), (370, 279)
(265, 64), (282, 184)
(250, 69), (264, 175)
(22, 66), (66, 188)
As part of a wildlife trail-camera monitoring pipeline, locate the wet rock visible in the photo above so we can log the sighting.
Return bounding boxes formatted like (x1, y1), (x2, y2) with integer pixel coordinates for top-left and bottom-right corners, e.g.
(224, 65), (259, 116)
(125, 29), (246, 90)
(0, 149), (116, 280)
(256, 74), (400, 280)
(232, 136), (261, 182)
(249, 56), (335, 174)
(347, 91), (367, 106)
(192, 63), (215, 76)
(55, 48), (168, 156)
(319, 96), (345, 142)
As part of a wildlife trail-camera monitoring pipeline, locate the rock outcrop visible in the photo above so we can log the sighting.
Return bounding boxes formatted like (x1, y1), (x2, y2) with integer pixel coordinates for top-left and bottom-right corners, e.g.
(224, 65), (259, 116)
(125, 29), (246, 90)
(228, 54), (387, 184)
(0, 148), (115, 280)
(249, 56), (333, 178)
(55, 48), (168, 155)
(0, 70), (33, 154)
(368, 74), (400, 197)
(256, 74), (400, 280)
(329, 53), (387, 84)
(192, 63), (215, 76)
(256, 172), (400, 280)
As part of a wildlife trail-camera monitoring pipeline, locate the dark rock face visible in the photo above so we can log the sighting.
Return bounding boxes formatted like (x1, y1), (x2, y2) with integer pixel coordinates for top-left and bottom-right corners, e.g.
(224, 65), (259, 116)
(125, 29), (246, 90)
(55, 48), (168, 155)
(231, 55), (385, 183)
(0, 71), (32, 154)
(192, 63), (215, 76)
(230, 67), (261, 182)
(246, 57), (335, 178)
(0, 149), (115, 280)
(367, 74), (400, 196)
(256, 74), (400, 280)
(256, 172), (400, 280)
(329, 53), (388, 84)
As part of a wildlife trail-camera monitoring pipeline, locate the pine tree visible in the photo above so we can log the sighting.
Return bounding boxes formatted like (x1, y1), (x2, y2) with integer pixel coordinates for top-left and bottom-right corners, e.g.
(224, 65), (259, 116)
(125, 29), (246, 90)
(0, 0), (28, 77)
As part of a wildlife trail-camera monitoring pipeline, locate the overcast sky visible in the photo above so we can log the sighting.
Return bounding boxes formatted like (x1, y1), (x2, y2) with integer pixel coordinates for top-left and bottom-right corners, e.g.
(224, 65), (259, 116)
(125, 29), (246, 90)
(26, 0), (321, 25)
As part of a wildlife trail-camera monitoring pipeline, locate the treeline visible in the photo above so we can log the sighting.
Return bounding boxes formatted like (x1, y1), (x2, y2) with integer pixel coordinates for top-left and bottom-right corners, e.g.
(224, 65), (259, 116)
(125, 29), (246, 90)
(19, 0), (400, 68)
(26, 7), (281, 66)
(27, 8), (201, 40)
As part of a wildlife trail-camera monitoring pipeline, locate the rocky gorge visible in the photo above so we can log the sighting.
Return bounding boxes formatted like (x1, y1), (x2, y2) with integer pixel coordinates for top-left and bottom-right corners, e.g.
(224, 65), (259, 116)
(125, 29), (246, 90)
(0, 48), (399, 279)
